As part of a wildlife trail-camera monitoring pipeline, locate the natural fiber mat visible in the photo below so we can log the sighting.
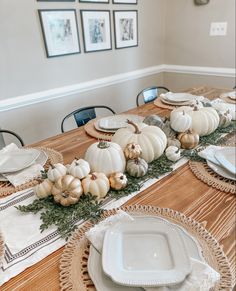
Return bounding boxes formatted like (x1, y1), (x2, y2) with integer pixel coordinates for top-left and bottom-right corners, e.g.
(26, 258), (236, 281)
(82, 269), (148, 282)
(154, 98), (178, 110)
(189, 161), (236, 194)
(0, 147), (63, 197)
(84, 119), (113, 141)
(59, 205), (232, 291)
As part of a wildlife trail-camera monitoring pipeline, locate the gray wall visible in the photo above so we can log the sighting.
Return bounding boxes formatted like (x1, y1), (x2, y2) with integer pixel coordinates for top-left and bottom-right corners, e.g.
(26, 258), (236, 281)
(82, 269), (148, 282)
(0, 0), (235, 145)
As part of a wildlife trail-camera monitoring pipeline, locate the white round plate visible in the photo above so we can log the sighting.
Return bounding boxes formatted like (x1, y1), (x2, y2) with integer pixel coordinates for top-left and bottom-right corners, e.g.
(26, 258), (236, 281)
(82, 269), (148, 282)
(160, 97), (192, 106)
(220, 91), (236, 100)
(88, 215), (203, 291)
(162, 93), (195, 103)
(207, 160), (236, 181)
(214, 147), (236, 175)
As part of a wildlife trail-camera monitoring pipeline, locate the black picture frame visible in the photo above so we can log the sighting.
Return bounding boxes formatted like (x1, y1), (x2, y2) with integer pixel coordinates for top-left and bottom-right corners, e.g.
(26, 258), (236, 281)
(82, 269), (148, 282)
(112, 0), (137, 4)
(80, 10), (112, 53)
(79, 0), (109, 3)
(38, 9), (81, 58)
(113, 10), (138, 49)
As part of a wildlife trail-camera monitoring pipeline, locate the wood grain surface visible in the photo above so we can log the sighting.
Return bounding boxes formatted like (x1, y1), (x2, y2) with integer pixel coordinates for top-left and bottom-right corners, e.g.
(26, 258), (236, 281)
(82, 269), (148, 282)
(1, 86), (235, 290)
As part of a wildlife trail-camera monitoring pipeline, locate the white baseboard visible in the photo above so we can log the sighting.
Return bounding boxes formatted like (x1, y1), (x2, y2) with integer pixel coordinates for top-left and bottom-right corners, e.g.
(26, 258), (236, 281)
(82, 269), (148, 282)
(0, 64), (235, 112)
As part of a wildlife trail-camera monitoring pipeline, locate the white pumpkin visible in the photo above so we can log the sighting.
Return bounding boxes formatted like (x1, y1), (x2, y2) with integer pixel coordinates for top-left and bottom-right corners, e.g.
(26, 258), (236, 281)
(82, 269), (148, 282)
(84, 141), (126, 176)
(68, 158), (90, 179)
(170, 111), (192, 133)
(171, 106), (219, 136)
(165, 146), (181, 162)
(112, 120), (167, 163)
(34, 179), (53, 199)
(82, 172), (110, 200)
(126, 158), (148, 177)
(47, 163), (67, 182)
(218, 110), (232, 128)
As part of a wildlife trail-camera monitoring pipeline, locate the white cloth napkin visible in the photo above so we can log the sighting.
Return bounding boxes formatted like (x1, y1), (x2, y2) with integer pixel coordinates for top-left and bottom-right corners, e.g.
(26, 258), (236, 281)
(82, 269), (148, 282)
(0, 143), (44, 187)
(198, 145), (222, 165)
(86, 212), (220, 291)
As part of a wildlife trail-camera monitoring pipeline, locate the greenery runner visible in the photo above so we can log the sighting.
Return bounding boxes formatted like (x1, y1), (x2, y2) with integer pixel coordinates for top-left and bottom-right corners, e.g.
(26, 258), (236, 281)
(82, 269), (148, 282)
(16, 122), (235, 238)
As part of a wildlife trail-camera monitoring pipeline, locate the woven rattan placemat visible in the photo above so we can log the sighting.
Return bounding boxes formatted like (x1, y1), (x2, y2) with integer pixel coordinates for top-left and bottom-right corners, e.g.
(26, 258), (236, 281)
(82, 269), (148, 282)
(59, 205), (232, 291)
(154, 98), (177, 110)
(0, 147), (63, 197)
(84, 119), (113, 141)
(189, 161), (236, 194)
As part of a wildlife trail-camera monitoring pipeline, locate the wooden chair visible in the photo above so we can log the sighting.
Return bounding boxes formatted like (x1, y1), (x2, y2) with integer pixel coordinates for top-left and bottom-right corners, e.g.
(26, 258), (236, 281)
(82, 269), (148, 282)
(61, 105), (116, 133)
(136, 86), (170, 106)
(0, 129), (24, 149)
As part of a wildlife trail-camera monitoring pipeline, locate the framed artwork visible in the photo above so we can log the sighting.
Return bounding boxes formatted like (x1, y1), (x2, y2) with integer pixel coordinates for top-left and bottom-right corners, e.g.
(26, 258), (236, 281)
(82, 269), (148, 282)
(113, 0), (137, 4)
(113, 10), (138, 49)
(81, 10), (112, 53)
(79, 0), (109, 3)
(38, 9), (80, 58)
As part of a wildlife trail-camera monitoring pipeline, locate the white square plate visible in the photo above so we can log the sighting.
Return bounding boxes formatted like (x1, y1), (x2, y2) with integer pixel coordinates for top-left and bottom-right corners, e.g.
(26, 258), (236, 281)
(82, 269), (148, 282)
(214, 147), (236, 175)
(102, 219), (191, 287)
(0, 148), (40, 173)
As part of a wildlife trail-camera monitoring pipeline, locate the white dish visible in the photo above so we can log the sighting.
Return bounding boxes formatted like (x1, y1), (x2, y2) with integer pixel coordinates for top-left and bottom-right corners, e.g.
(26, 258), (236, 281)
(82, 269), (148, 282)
(160, 97), (192, 106)
(214, 147), (236, 175)
(0, 148), (40, 173)
(102, 218), (191, 287)
(161, 92), (195, 103)
(0, 150), (48, 181)
(88, 216), (203, 291)
(97, 115), (144, 130)
(221, 91), (236, 100)
(207, 160), (236, 181)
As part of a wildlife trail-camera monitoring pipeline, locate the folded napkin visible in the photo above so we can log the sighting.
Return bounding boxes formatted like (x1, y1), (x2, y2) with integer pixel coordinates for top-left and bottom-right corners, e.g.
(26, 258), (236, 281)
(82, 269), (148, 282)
(86, 212), (220, 291)
(198, 145), (222, 165)
(0, 143), (44, 187)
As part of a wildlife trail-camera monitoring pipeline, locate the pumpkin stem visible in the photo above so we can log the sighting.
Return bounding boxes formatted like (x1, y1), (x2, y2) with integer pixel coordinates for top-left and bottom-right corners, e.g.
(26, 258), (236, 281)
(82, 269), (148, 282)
(193, 106), (199, 111)
(91, 173), (97, 180)
(175, 148), (180, 154)
(97, 141), (110, 149)
(49, 163), (55, 169)
(120, 175), (124, 180)
(127, 120), (141, 134)
(182, 111), (185, 115)
(134, 158), (140, 165)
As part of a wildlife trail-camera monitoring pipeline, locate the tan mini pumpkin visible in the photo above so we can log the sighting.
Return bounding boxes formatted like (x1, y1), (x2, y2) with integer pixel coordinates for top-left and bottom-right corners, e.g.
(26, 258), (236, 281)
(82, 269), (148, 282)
(51, 175), (83, 206)
(82, 172), (110, 200)
(126, 158), (148, 178)
(34, 179), (53, 199)
(124, 143), (142, 160)
(178, 130), (199, 149)
(109, 172), (128, 190)
(68, 158), (90, 179)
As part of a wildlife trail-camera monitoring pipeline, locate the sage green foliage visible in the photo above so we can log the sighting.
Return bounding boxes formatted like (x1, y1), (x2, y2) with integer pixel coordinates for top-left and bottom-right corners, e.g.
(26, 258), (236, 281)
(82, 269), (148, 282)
(16, 121), (235, 238)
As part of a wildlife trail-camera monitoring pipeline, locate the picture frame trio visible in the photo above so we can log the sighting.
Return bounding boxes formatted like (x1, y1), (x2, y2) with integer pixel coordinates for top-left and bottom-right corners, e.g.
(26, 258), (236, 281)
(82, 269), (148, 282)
(38, 0), (138, 57)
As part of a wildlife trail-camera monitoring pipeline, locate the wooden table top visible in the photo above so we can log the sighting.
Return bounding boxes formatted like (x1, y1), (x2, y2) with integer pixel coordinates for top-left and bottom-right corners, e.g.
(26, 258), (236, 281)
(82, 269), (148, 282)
(1, 86), (235, 290)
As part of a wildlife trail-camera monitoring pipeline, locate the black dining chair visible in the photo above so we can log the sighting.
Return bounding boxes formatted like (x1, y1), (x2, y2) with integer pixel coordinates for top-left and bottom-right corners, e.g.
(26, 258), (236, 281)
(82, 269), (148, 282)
(136, 86), (170, 107)
(61, 105), (116, 133)
(0, 129), (25, 149)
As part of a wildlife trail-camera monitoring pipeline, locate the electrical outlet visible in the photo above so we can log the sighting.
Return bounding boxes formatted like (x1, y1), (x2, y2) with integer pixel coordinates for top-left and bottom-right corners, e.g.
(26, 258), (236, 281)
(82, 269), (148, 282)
(210, 22), (227, 36)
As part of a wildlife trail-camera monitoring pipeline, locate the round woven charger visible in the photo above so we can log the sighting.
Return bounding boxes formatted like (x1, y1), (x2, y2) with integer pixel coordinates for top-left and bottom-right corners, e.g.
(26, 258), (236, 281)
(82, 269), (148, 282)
(0, 147), (63, 197)
(84, 119), (113, 141)
(59, 205), (232, 291)
(154, 98), (178, 110)
(189, 161), (236, 194)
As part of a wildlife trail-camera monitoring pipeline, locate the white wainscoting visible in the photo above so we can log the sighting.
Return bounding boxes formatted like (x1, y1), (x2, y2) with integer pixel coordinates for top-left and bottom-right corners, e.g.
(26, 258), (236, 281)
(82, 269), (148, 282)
(0, 64), (235, 112)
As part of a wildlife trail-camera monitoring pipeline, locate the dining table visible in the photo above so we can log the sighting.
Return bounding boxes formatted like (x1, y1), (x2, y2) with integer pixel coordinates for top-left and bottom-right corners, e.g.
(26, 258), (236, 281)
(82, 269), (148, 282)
(1, 86), (235, 291)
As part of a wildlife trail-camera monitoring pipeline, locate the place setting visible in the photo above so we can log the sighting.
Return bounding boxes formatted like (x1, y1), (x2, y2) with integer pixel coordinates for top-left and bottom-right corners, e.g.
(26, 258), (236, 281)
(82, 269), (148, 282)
(84, 114), (144, 141)
(220, 91), (236, 104)
(59, 206), (230, 291)
(0, 143), (63, 197)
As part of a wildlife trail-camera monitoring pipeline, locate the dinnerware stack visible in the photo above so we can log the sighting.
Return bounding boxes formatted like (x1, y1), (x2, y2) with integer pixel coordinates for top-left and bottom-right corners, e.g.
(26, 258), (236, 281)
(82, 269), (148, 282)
(0, 143), (47, 185)
(199, 146), (236, 181)
(86, 214), (220, 291)
(94, 114), (144, 133)
(159, 92), (203, 106)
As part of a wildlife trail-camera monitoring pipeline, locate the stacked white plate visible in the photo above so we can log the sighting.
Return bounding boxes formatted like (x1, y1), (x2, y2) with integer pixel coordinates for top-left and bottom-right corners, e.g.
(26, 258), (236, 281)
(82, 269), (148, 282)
(160, 92), (196, 106)
(200, 147), (236, 181)
(88, 216), (204, 290)
(94, 114), (144, 133)
(0, 147), (48, 182)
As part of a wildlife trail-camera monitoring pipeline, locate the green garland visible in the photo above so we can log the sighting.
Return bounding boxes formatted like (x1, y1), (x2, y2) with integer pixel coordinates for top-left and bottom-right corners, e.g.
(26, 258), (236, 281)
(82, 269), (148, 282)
(16, 122), (235, 238)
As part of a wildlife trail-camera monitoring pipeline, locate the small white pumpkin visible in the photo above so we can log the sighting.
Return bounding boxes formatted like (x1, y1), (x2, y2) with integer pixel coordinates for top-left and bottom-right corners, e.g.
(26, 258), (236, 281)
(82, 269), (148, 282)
(82, 172), (110, 200)
(34, 179), (53, 199)
(47, 163), (67, 182)
(170, 111), (192, 133)
(68, 158), (90, 179)
(84, 141), (126, 176)
(112, 120), (167, 163)
(126, 158), (148, 178)
(51, 175), (83, 206)
(165, 146), (181, 162)
(171, 106), (219, 136)
(218, 110), (232, 128)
